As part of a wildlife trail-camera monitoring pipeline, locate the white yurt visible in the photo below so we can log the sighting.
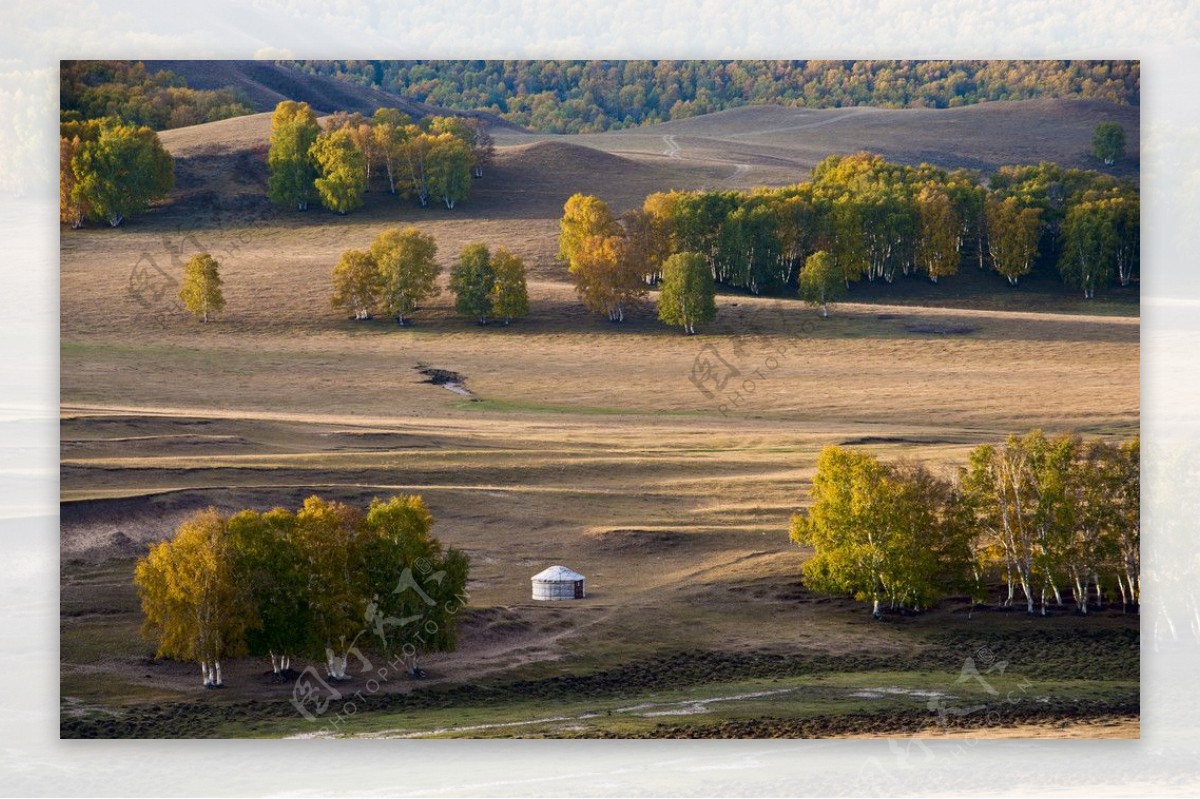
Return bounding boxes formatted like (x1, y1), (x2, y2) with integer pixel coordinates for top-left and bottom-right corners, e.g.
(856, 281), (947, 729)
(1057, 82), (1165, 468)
(531, 565), (586, 601)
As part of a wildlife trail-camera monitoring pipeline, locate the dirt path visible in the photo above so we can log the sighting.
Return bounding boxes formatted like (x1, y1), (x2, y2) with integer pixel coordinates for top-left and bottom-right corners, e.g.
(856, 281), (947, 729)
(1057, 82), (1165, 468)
(298, 687), (804, 738)
(661, 134), (681, 159)
(724, 162), (752, 184)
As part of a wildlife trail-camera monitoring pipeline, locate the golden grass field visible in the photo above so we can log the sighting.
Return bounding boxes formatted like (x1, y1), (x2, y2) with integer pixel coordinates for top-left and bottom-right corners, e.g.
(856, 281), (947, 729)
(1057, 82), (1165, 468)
(60, 98), (1140, 738)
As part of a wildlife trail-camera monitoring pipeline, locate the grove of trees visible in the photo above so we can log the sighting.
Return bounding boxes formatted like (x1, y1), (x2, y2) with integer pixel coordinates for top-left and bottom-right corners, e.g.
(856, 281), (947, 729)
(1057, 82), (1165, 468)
(560, 153), (1138, 306)
(59, 117), (174, 227)
(135, 495), (469, 685)
(557, 193), (653, 322)
(331, 227), (441, 324)
(267, 101), (493, 214)
(449, 244), (530, 325)
(284, 60), (1138, 134)
(791, 431), (1139, 617)
(330, 229), (529, 327)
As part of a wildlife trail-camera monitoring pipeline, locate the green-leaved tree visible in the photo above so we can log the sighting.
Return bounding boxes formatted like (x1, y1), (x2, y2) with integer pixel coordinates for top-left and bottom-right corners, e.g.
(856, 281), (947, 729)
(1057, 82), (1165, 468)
(1092, 122), (1126, 166)
(310, 127), (367, 214)
(985, 196), (1041, 285)
(267, 101), (319, 211)
(66, 118), (174, 227)
(799, 250), (845, 317)
(450, 243), (496, 324)
(790, 447), (967, 617)
(371, 227), (440, 326)
(489, 247), (530, 324)
(657, 251), (715, 334)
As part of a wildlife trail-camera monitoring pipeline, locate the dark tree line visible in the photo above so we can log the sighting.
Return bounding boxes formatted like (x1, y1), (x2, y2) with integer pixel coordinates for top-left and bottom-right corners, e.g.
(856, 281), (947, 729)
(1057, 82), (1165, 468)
(284, 60), (1139, 134)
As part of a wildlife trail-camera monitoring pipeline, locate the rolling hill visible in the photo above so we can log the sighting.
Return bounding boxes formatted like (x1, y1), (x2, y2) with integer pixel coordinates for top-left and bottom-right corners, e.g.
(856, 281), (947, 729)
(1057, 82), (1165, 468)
(156, 96), (1138, 222)
(142, 59), (514, 127)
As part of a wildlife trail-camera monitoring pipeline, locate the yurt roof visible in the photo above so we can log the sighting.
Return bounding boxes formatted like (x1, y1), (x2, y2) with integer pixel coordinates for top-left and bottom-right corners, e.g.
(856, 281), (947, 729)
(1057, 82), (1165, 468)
(531, 565), (585, 582)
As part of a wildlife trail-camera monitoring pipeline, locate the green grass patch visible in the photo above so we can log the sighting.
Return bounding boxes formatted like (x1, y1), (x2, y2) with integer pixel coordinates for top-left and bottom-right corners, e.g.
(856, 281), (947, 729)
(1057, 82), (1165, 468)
(253, 669), (1137, 739)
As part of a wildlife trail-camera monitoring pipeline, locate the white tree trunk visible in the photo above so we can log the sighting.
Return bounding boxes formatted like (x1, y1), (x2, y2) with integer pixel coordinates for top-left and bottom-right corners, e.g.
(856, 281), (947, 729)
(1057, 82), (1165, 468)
(270, 651), (279, 674)
(214, 661), (223, 686)
(1019, 576), (1034, 614)
(326, 649), (348, 680)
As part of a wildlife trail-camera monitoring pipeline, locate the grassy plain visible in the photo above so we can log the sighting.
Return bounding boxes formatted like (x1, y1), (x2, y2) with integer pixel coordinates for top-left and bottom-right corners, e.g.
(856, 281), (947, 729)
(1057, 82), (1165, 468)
(61, 98), (1139, 738)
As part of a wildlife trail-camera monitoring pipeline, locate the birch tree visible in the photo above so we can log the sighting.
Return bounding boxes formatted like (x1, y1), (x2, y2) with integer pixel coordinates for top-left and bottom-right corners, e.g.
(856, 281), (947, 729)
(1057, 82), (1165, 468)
(310, 127), (367, 214)
(657, 251), (715, 334)
(227, 508), (309, 676)
(790, 447), (959, 617)
(1112, 194), (1140, 287)
(426, 133), (472, 209)
(465, 118), (495, 178)
(915, 184), (960, 283)
(59, 134), (89, 227)
(450, 243), (497, 324)
(399, 127), (433, 206)
(371, 227), (440, 325)
(1092, 122), (1126, 166)
(178, 252), (226, 323)
(558, 193), (619, 267)
(568, 234), (646, 322)
(489, 247), (530, 324)
(69, 119), (174, 227)
(1059, 199), (1117, 298)
(331, 248), (381, 320)
(371, 108), (412, 195)
(267, 101), (319, 211)
(293, 496), (372, 681)
(985, 196), (1041, 285)
(361, 496), (470, 676)
(135, 508), (253, 687)
(799, 250), (844, 317)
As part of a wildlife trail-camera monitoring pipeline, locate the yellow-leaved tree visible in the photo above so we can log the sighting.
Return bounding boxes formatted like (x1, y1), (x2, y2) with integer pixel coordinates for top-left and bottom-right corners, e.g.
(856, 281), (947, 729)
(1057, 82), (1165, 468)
(178, 252), (226, 322)
(135, 508), (254, 687)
